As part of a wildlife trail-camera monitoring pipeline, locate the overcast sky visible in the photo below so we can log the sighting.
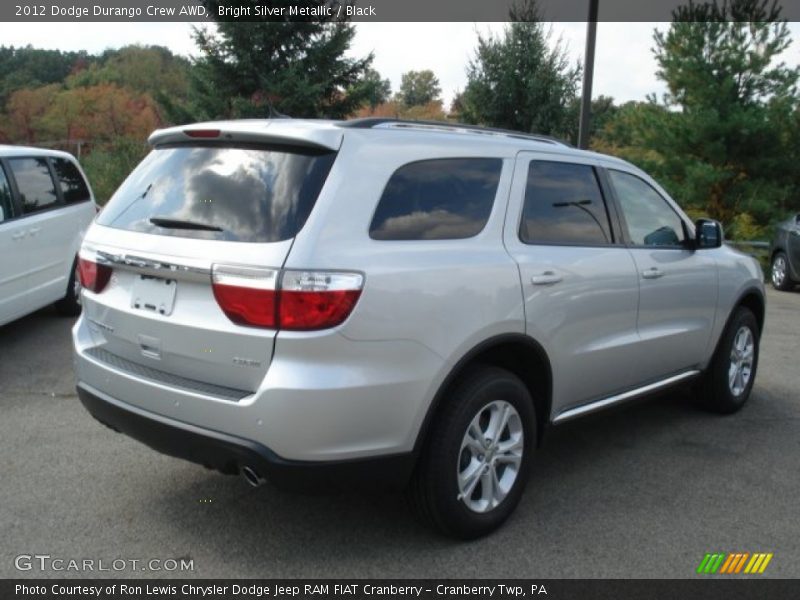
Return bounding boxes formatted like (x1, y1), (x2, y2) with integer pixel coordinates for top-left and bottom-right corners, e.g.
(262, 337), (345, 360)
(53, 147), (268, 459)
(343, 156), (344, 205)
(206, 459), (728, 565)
(4, 22), (800, 108)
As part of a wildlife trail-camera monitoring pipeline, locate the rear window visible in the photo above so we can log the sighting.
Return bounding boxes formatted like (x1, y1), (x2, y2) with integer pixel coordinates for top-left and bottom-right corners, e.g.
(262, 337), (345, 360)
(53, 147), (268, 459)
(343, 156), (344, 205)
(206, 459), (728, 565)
(97, 145), (336, 243)
(369, 158), (502, 240)
(0, 166), (13, 222)
(8, 158), (59, 214)
(52, 157), (91, 205)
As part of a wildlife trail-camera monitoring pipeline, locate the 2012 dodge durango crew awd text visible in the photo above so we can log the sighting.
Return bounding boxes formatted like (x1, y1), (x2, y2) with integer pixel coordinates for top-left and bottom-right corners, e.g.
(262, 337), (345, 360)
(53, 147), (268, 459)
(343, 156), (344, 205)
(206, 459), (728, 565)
(73, 118), (764, 538)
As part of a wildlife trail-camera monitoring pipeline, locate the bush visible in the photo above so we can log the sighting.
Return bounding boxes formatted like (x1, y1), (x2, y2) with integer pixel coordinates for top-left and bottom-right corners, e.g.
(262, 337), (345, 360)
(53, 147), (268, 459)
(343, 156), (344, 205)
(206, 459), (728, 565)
(81, 137), (148, 204)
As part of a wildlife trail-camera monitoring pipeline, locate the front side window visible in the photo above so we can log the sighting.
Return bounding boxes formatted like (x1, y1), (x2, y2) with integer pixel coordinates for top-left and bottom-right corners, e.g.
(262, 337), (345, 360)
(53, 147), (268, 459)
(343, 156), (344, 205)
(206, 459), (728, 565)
(608, 170), (687, 247)
(369, 158), (502, 240)
(8, 158), (58, 214)
(52, 158), (91, 205)
(0, 166), (13, 222)
(520, 161), (612, 245)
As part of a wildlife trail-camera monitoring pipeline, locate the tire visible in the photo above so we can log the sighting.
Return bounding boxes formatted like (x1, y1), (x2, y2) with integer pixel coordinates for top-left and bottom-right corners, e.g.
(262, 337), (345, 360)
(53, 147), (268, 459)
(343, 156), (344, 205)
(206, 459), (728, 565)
(771, 251), (794, 291)
(696, 307), (759, 414)
(55, 258), (82, 317)
(408, 365), (536, 539)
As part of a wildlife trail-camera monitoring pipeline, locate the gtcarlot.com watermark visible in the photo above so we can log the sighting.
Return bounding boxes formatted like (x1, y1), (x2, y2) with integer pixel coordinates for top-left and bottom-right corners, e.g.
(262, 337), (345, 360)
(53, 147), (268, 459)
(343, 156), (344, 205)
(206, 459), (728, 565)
(14, 554), (194, 573)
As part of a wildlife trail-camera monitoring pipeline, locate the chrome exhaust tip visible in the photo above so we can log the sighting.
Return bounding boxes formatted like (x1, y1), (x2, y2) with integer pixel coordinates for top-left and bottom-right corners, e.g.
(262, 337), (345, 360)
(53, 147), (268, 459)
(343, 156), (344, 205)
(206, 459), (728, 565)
(241, 465), (266, 488)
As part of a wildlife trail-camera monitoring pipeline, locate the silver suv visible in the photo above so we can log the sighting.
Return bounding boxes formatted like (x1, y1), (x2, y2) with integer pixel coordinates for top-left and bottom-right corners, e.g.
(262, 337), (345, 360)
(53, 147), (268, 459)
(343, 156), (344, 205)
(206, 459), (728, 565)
(73, 118), (765, 538)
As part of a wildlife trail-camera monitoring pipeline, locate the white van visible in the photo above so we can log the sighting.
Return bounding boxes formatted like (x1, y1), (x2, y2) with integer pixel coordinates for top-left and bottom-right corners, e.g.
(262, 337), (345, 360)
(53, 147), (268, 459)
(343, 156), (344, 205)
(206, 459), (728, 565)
(0, 145), (97, 326)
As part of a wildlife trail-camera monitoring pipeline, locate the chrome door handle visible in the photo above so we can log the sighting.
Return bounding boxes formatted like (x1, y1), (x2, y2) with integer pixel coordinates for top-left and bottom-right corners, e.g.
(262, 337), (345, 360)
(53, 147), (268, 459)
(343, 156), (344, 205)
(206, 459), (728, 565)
(642, 267), (664, 279)
(11, 231), (26, 240)
(531, 271), (563, 285)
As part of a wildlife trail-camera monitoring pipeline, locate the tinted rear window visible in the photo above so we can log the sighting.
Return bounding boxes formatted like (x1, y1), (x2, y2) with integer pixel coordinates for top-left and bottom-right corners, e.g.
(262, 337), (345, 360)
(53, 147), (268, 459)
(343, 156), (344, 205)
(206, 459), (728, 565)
(369, 158), (502, 240)
(9, 158), (59, 214)
(97, 145), (336, 243)
(0, 166), (13, 222)
(52, 157), (91, 205)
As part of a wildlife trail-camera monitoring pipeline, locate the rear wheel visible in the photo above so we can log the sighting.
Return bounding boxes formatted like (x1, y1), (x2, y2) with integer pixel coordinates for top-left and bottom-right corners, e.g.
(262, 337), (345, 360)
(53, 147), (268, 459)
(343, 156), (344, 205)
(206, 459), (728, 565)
(697, 307), (759, 414)
(409, 366), (535, 539)
(55, 258), (82, 317)
(771, 251), (794, 291)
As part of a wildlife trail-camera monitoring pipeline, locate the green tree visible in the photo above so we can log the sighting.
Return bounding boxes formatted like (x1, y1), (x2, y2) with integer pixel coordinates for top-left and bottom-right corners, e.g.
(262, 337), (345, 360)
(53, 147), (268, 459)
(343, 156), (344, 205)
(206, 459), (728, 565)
(460, 1), (580, 137)
(351, 68), (392, 112)
(0, 45), (92, 105)
(187, 1), (374, 120)
(397, 70), (441, 107)
(563, 95), (619, 146)
(644, 0), (799, 232)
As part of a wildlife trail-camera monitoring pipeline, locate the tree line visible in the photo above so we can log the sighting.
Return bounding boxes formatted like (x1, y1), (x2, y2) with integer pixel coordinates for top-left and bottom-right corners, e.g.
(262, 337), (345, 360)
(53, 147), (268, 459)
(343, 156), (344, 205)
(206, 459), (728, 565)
(0, 0), (797, 240)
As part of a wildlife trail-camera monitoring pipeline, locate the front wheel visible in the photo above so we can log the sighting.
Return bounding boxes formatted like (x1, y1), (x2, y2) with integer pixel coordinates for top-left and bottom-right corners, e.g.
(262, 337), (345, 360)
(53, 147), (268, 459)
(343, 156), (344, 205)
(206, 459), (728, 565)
(696, 307), (759, 414)
(771, 251), (794, 291)
(409, 366), (536, 539)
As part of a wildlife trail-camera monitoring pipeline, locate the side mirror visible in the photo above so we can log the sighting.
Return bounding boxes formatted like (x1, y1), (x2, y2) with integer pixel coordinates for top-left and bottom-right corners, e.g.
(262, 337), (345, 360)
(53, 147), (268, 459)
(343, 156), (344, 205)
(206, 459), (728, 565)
(695, 218), (723, 249)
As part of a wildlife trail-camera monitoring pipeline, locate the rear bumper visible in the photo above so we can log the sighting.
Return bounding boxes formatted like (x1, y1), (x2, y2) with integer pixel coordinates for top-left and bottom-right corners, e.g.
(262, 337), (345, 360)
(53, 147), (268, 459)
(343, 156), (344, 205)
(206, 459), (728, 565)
(78, 384), (415, 490)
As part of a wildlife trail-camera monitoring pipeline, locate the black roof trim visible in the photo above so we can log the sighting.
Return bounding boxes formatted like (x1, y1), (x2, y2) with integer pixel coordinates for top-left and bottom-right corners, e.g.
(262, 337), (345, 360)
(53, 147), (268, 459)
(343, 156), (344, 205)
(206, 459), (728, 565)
(337, 118), (572, 147)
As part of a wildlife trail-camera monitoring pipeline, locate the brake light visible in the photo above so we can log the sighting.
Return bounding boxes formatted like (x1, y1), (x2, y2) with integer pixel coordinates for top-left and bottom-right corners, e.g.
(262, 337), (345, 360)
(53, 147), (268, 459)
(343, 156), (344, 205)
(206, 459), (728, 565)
(184, 129), (221, 138)
(211, 265), (279, 328)
(280, 271), (363, 331)
(77, 257), (112, 293)
(211, 266), (363, 330)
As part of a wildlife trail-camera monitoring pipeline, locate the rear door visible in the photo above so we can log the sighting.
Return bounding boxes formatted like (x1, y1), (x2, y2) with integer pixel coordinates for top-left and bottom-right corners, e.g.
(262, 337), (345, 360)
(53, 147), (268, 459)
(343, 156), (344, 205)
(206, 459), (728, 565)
(504, 153), (641, 416)
(5, 156), (76, 310)
(80, 143), (337, 394)
(605, 168), (717, 378)
(0, 163), (31, 325)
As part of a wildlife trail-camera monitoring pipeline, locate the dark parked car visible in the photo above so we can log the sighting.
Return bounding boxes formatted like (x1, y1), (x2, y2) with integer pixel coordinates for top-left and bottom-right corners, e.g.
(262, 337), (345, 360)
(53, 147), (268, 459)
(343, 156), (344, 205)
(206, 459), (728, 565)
(770, 213), (800, 291)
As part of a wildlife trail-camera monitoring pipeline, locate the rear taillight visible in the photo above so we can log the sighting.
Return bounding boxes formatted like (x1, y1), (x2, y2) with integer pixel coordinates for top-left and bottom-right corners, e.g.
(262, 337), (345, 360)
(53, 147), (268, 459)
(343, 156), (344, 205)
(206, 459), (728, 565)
(279, 271), (363, 331)
(77, 257), (112, 293)
(211, 265), (279, 328)
(212, 265), (363, 331)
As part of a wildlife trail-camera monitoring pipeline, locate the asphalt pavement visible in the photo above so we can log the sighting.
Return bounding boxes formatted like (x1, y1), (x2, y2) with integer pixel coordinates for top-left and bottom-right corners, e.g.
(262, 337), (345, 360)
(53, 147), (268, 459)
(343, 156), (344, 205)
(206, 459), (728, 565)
(1, 289), (799, 578)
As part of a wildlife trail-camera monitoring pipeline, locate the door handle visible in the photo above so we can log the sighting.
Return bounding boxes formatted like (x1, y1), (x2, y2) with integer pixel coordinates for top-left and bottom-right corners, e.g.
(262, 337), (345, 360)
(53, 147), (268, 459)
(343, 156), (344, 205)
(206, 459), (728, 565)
(28, 227), (41, 236)
(641, 267), (664, 279)
(531, 271), (563, 285)
(11, 231), (26, 240)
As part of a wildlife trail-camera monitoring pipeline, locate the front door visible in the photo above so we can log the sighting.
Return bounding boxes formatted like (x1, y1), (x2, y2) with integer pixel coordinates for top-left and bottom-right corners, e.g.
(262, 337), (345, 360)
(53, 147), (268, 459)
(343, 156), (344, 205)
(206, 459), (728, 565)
(605, 168), (717, 379)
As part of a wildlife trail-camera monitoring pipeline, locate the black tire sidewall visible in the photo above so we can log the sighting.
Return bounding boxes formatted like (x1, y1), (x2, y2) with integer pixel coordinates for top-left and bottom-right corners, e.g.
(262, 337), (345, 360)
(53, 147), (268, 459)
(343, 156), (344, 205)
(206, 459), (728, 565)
(421, 367), (536, 539)
(708, 308), (759, 413)
(55, 258), (81, 316)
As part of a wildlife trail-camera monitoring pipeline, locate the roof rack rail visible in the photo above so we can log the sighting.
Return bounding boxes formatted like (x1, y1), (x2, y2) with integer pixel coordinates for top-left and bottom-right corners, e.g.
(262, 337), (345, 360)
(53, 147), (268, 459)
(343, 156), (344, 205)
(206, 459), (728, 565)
(338, 118), (572, 147)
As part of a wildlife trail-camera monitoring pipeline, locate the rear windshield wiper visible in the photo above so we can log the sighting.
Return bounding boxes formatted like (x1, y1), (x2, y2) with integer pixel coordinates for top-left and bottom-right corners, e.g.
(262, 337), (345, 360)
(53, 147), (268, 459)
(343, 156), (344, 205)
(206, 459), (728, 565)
(149, 217), (223, 232)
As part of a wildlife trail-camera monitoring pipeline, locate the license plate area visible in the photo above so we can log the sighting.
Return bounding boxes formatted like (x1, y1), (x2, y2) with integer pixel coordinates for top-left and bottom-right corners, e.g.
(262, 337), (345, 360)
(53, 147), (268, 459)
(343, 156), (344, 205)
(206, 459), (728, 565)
(131, 275), (177, 316)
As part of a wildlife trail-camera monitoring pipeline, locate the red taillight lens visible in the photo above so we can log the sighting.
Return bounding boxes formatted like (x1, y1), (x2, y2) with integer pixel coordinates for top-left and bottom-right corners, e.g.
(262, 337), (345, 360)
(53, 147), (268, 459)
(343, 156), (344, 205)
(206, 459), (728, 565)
(212, 266), (363, 330)
(77, 257), (112, 293)
(212, 265), (279, 328)
(184, 129), (221, 138)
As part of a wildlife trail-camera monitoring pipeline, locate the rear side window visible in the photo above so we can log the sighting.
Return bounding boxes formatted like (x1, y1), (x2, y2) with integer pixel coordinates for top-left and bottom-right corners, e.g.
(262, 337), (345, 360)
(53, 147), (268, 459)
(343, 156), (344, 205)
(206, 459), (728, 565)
(369, 158), (502, 240)
(520, 161), (612, 245)
(97, 145), (336, 243)
(52, 158), (91, 205)
(0, 166), (13, 222)
(8, 158), (59, 215)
